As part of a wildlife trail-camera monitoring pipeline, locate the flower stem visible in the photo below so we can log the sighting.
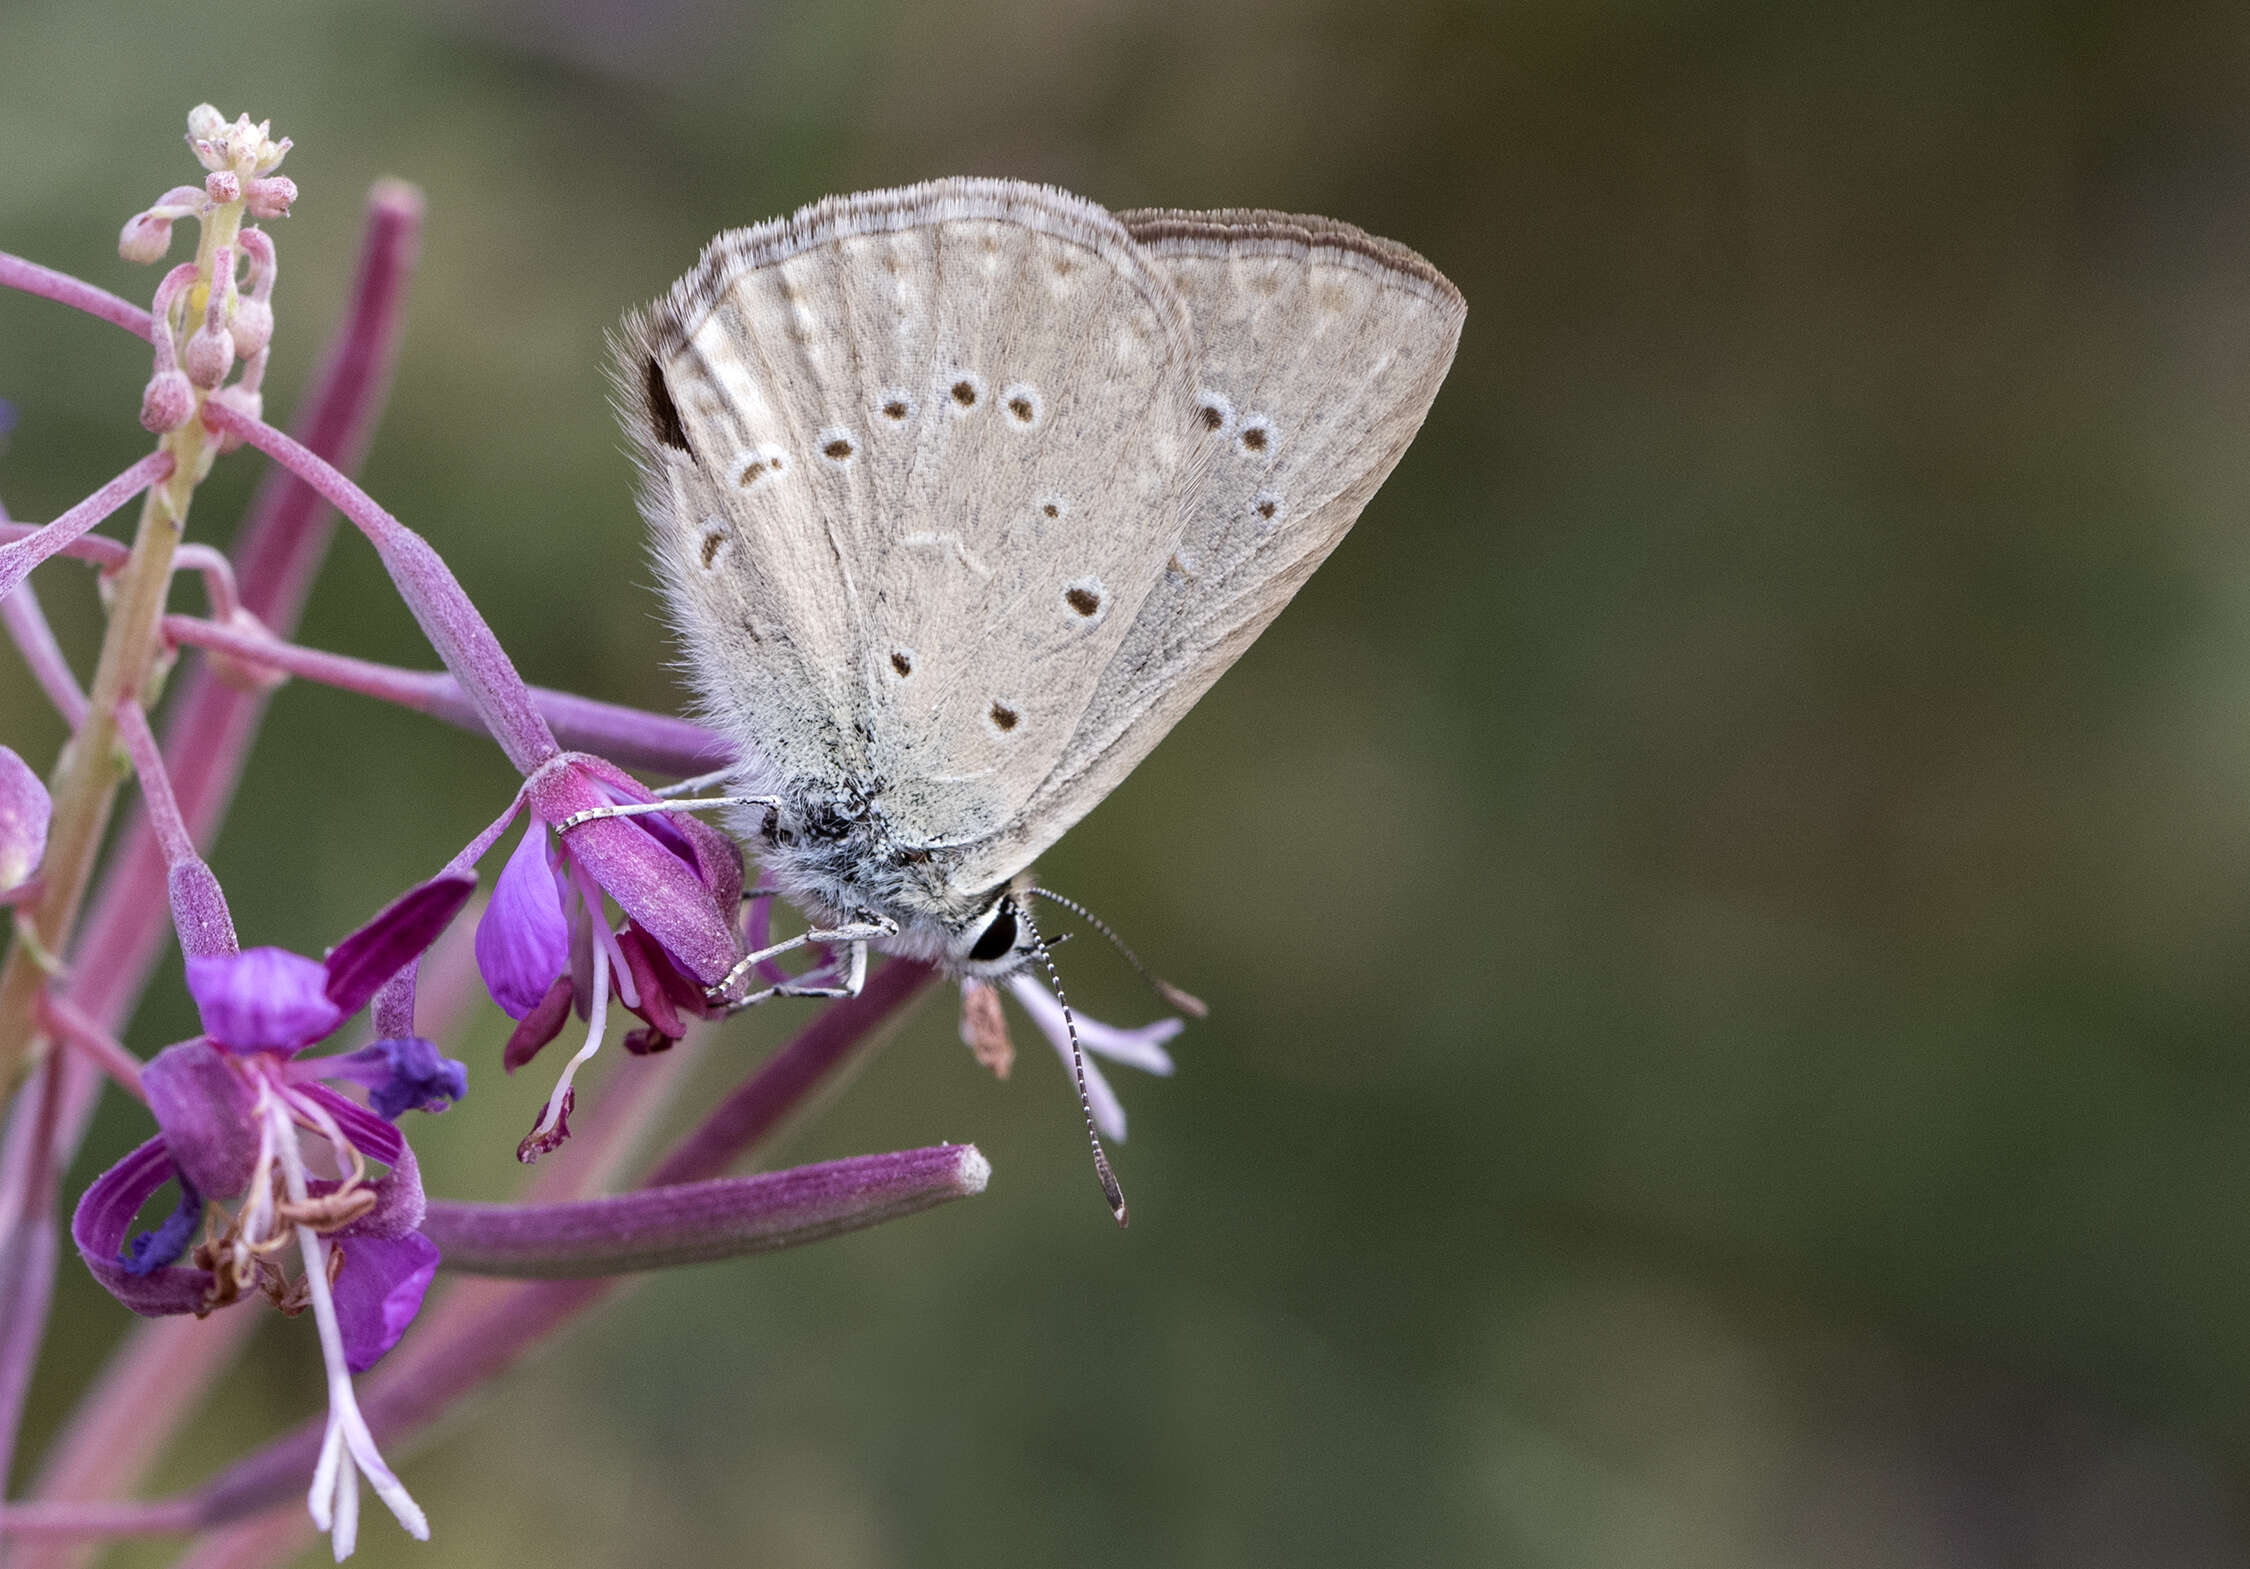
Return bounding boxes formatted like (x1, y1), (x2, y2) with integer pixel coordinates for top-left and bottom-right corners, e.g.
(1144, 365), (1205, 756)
(0, 429), (211, 1103)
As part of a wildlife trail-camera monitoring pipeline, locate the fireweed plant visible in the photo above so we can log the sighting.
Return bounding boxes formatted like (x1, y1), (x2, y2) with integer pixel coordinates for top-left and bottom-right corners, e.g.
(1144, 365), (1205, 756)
(0, 109), (1183, 1561)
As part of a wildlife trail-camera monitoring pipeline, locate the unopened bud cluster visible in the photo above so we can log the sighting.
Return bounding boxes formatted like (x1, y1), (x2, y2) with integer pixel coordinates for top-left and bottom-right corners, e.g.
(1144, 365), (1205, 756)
(121, 107), (291, 447)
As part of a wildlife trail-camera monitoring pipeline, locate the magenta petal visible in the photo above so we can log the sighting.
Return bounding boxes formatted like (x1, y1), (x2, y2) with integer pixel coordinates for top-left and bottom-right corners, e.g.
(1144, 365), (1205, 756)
(330, 1231), (439, 1373)
(186, 947), (343, 1053)
(526, 763), (739, 989)
(142, 1040), (260, 1197)
(572, 754), (744, 909)
(324, 872), (476, 1015)
(72, 1137), (218, 1316)
(475, 824), (570, 1019)
(502, 973), (575, 1071)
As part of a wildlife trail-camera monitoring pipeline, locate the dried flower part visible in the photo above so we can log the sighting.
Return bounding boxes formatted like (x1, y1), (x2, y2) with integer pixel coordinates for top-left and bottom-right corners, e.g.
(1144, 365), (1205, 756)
(517, 1085), (574, 1163)
(0, 744), (51, 894)
(959, 979), (1015, 1079)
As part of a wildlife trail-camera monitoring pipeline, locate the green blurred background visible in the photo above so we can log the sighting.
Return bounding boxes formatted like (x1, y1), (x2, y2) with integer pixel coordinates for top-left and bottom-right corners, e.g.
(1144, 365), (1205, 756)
(8, 0), (2250, 1563)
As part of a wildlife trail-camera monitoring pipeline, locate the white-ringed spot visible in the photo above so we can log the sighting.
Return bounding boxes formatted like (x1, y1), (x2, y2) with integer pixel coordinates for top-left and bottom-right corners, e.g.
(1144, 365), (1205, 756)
(945, 372), (986, 415)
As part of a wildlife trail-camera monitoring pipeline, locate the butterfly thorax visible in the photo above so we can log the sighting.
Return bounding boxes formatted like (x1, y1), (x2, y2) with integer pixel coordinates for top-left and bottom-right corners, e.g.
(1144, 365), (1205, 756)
(739, 777), (992, 966)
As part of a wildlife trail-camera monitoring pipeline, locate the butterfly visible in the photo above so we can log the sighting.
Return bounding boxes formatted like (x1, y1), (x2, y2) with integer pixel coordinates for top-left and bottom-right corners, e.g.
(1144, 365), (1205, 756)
(600, 179), (1462, 1217)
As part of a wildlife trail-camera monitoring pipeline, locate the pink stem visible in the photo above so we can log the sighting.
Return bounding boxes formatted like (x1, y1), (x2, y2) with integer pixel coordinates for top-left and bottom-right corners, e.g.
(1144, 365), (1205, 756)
(0, 1062), (65, 1512)
(0, 451), (175, 601)
(31, 996), (144, 1102)
(0, 520), (126, 567)
(0, 1498), (200, 1541)
(161, 614), (731, 776)
(162, 1503), (311, 1569)
(0, 253), (155, 342)
(1, 579), (88, 728)
(112, 703), (236, 961)
(0, 526), (237, 622)
(197, 400), (562, 775)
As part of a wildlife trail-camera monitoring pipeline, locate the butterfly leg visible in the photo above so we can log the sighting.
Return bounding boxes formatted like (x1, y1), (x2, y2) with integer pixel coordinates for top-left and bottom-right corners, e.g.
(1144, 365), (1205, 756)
(708, 915), (896, 1011)
(553, 794), (779, 832)
(728, 937), (871, 1008)
(653, 767), (739, 800)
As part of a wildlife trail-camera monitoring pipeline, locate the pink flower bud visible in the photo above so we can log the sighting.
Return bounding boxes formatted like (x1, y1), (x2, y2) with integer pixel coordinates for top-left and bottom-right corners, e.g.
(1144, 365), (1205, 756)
(230, 297), (274, 358)
(210, 608), (290, 693)
(0, 746), (50, 895)
(118, 212), (174, 264)
(204, 169), (240, 205)
(140, 369), (196, 433)
(183, 247), (238, 389)
(231, 230), (278, 356)
(203, 382), (262, 451)
(245, 176), (296, 219)
(184, 321), (234, 389)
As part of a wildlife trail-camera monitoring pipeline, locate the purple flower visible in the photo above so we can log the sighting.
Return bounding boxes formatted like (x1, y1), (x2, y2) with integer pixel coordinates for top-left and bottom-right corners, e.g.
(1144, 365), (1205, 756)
(473, 753), (741, 1159)
(73, 873), (472, 1555)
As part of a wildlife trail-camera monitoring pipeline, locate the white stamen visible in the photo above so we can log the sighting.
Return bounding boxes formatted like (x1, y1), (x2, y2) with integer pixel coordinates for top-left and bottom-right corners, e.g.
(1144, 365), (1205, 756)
(529, 936), (609, 1147)
(572, 864), (639, 1013)
(268, 1096), (428, 1557)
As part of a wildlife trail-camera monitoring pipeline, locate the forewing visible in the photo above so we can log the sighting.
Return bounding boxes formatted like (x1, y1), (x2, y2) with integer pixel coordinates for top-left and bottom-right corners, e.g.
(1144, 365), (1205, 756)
(947, 209), (1465, 890)
(616, 179), (1202, 848)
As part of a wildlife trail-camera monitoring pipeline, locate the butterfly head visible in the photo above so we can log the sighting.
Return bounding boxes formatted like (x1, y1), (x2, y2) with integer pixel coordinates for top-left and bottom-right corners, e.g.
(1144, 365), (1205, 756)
(949, 889), (1040, 981)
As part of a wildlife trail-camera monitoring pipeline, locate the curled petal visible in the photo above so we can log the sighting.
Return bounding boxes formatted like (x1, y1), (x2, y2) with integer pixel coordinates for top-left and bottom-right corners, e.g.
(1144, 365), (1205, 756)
(329, 1231), (439, 1373)
(142, 1040), (260, 1197)
(0, 744), (51, 894)
(72, 1137), (218, 1316)
(323, 873), (477, 1016)
(475, 824), (570, 1018)
(421, 1145), (991, 1277)
(187, 947), (341, 1053)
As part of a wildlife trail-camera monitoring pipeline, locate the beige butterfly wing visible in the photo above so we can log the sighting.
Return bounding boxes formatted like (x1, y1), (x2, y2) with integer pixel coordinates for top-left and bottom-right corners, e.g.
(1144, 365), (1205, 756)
(616, 180), (1203, 852)
(947, 208), (1466, 893)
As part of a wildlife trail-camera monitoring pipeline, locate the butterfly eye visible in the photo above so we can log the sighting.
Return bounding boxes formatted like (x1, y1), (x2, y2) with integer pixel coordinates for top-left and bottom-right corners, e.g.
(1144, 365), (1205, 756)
(968, 898), (1018, 963)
